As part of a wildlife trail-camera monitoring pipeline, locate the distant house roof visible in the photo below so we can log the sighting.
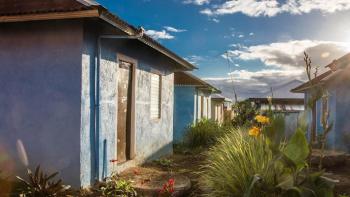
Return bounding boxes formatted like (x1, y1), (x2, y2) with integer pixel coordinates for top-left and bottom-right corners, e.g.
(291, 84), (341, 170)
(248, 98), (304, 105)
(263, 80), (304, 99)
(211, 94), (232, 102)
(0, 0), (196, 71)
(174, 72), (221, 93)
(291, 53), (350, 93)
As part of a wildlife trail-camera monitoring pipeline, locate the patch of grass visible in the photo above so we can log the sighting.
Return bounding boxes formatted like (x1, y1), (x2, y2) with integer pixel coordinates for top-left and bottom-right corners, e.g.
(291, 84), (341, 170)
(184, 119), (227, 149)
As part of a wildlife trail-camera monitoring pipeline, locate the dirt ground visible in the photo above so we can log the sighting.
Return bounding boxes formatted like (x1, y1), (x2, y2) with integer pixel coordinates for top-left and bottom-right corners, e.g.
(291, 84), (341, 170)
(119, 151), (350, 197)
(119, 153), (205, 196)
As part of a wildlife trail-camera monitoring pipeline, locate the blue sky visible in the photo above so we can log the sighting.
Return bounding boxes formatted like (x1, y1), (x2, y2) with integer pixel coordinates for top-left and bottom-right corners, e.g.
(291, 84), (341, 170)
(96, 0), (350, 99)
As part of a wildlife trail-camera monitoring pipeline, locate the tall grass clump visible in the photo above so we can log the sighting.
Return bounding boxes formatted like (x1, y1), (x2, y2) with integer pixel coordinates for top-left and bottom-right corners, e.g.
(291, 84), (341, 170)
(200, 128), (280, 197)
(184, 119), (226, 149)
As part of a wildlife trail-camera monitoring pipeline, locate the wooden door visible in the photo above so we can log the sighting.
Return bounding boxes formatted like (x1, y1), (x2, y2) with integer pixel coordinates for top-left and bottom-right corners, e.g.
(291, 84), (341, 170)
(117, 60), (132, 163)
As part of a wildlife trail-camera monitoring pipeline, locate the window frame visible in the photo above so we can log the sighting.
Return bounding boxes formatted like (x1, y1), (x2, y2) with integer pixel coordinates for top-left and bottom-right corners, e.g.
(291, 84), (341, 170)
(150, 73), (162, 120)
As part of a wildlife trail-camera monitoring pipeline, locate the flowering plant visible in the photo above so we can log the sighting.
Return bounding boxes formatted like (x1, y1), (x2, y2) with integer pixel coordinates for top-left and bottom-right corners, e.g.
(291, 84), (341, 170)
(248, 115), (270, 137)
(159, 178), (175, 197)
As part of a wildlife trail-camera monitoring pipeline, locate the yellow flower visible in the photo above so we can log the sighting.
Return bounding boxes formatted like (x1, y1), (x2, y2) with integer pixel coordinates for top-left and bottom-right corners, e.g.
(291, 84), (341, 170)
(249, 126), (261, 137)
(255, 115), (270, 125)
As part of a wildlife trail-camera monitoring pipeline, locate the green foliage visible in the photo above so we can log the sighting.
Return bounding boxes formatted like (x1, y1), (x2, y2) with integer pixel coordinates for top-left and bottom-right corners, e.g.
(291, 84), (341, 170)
(184, 119), (226, 149)
(200, 117), (335, 197)
(16, 165), (70, 197)
(199, 128), (279, 197)
(231, 100), (258, 127)
(154, 158), (173, 168)
(99, 174), (137, 197)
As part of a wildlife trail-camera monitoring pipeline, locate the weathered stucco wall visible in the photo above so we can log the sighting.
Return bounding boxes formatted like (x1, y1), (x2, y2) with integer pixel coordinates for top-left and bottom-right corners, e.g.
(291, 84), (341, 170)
(0, 20), (83, 186)
(173, 86), (196, 143)
(81, 35), (175, 185)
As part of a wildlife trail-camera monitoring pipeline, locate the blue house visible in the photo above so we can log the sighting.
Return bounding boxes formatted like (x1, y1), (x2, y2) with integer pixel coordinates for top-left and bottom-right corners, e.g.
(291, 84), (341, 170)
(173, 72), (220, 143)
(0, 0), (195, 187)
(291, 53), (350, 152)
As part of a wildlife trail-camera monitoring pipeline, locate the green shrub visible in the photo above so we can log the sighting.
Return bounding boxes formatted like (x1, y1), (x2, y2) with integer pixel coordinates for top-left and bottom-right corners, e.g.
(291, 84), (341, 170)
(231, 100), (258, 127)
(99, 174), (137, 197)
(184, 119), (226, 149)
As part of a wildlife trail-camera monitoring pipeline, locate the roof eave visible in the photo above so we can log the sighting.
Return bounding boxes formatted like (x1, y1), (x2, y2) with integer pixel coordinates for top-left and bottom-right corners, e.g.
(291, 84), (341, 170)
(98, 9), (197, 71)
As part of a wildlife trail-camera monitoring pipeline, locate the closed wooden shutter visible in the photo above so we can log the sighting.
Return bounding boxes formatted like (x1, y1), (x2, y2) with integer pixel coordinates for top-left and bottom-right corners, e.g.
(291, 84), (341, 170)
(150, 74), (161, 119)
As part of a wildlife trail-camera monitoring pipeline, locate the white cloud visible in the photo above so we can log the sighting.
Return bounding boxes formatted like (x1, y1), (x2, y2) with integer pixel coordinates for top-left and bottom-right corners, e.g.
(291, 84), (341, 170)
(164, 26), (187, 32)
(225, 40), (349, 69)
(200, 8), (214, 15)
(184, 55), (205, 65)
(145, 30), (174, 40)
(210, 39), (349, 100)
(200, 0), (350, 17)
(238, 34), (245, 38)
(211, 18), (220, 23)
(204, 69), (304, 100)
(183, 0), (210, 5)
(249, 32), (254, 36)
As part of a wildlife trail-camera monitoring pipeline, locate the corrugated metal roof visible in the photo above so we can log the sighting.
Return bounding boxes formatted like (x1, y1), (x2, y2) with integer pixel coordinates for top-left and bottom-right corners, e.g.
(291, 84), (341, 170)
(0, 0), (95, 16)
(174, 72), (221, 93)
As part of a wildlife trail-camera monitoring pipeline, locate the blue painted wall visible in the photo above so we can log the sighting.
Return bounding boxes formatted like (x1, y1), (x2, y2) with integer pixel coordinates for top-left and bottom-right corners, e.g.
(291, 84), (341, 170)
(0, 20), (83, 187)
(305, 86), (350, 151)
(80, 22), (176, 186)
(173, 86), (195, 143)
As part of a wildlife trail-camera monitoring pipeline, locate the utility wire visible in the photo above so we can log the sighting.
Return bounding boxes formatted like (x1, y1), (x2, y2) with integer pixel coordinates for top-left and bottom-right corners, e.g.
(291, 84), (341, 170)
(226, 51), (238, 103)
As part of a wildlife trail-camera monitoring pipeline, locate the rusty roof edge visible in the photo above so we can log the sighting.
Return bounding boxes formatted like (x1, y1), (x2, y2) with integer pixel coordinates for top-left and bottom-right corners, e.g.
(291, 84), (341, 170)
(97, 7), (196, 71)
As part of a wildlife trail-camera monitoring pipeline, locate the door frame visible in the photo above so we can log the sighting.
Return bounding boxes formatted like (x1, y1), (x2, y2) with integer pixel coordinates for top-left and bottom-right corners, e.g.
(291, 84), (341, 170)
(116, 53), (137, 161)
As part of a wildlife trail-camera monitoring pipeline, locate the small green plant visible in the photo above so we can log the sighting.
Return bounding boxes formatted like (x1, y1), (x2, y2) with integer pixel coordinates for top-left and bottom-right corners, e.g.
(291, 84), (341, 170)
(99, 173), (137, 197)
(184, 119), (225, 149)
(154, 158), (173, 168)
(16, 165), (70, 197)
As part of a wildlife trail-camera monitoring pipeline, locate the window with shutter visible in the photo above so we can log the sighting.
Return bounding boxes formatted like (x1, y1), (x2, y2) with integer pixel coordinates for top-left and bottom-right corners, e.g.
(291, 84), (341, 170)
(150, 74), (161, 119)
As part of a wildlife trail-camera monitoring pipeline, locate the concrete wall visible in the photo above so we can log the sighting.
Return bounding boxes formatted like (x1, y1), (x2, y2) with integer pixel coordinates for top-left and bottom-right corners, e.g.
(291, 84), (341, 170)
(81, 33), (175, 185)
(0, 20), (83, 186)
(173, 86), (196, 143)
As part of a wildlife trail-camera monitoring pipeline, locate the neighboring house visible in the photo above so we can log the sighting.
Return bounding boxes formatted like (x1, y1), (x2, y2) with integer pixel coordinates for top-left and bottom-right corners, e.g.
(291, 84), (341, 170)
(173, 72), (220, 143)
(249, 80), (305, 137)
(292, 53), (350, 152)
(211, 94), (232, 123)
(0, 0), (195, 187)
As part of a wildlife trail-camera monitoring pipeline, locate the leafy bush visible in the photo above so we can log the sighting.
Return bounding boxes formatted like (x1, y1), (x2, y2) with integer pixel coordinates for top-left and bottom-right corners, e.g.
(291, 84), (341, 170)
(184, 119), (226, 149)
(231, 100), (258, 127)
(99, 173), (137, 197)
(199, 116), (336, 197)
(16, 165), (70, 197)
